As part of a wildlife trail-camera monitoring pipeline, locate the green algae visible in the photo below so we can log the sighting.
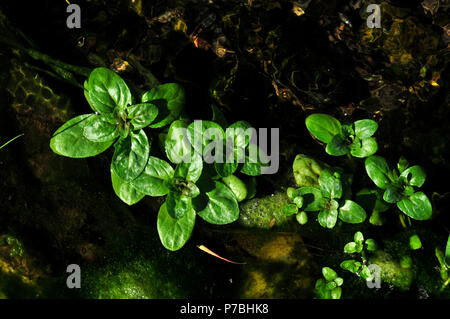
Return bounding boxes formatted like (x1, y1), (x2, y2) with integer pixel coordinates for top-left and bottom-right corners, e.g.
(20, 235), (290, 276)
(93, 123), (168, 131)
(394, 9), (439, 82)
(292, 154), (326, 188)
(238, 192), (293, 229)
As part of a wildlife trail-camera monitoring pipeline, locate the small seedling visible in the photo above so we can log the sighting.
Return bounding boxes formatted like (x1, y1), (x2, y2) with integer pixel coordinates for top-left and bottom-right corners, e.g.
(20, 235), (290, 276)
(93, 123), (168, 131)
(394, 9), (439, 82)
(365, 155), (432, 220)
(305, 113), (378, 158)
(315, 267), (343, 299)
(283, 169), (366, 229)
(341, 232), (377, 281)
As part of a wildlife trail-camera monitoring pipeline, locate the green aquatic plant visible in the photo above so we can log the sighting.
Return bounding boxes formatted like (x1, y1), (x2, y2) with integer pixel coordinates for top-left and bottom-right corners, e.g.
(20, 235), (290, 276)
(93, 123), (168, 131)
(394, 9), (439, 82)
(283, 168), (366, 229)
(365, 155), (432, 220)
(50, 68), (267, 251)
(155, 116), (267, 250)
(315, 267), (343, 299)
(435, 235), (450, 290)
(50, 67), (186, 206)
(305, 113), (378, 158)
(446, 235), (450, 268)
(340, 231), (377, 281)
(354, 188), (390, 226)
(409, 234), (422, 250)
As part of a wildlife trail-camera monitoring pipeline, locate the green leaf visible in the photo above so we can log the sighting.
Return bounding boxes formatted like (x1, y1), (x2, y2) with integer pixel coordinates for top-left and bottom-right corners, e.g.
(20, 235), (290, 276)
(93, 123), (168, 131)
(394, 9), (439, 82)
(330, 287), (342, 299)
(319, 169), (343, 199)
(342, 124), (354, 137)
(295, 187), (324, 211)
(344, 242), (357, 254)
(365, 239), (377, 252)
(131, 156), (174, 196)
(170, 178), (200, 198)
(318, 200), (339, 229)
(85, 67), (132, 113)
(400, 165), (426, 188)
(227, 121), (253, 151)
(369, 211), (386, 226)
(83, 114), (119, 142)
(111, 167), (145, 205)
(187, 120), (225, 155)
(340, 260), (362, 274)
(305, 114), (342, 143)
(359, 265), (373, 281)
(355, 188), (390, 215)
(354, 232), (364, 244)
(315, 278), (325, 290)
(322, 267), (338, 281)
(174, 152), (203, 182)
(350, 137), (378, 158)
(196, 181), (239, 225)
(404, 186), (415, 196)
(117, 122), (130, 139)
(214, 161), (239, 177)
(244, 177), (257, 200)
(240, 143), (268, 176)
(50, 114), (115, 158)
(221, 175), (248, 202)
(397, 157), (409, 173)
(293, 196), (304, 208)
(127, 103), (159, 130)
(338, 200), (367, 224)
(335, 277), (343, 287)
(166, 191), (193, 219)
(142, 83), (185, 128)
(353, 119), (378, 138)
(157, 203), (195, 251)
(397, 192), (432, 220)
(112, 130), (150, 181)
(409, 234), (422, 250)
(365, 156), (392, 189)
(326, 281), (337, 290)
(165, 119), (194, 164)
(383, 185), (403, 203)
(315, 279), (329, 298)
(326, 134), (348, 156)
(282, 204), (298, 216)
(296, 211), (308, 225)
(445, 235), (450, 268)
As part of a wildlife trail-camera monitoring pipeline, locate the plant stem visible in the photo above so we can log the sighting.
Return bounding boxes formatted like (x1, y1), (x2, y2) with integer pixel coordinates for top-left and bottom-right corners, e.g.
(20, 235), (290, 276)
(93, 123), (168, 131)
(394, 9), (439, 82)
(0, 134), (24, 150)
(25, 49), (91, 78)
(399, 213), (408, 228)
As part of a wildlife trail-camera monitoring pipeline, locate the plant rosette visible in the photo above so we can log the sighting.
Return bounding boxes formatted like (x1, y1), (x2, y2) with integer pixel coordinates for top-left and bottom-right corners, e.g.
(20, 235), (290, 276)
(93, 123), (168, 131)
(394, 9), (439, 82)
(315, 267), (343, 299)
(284, 169), (366, 229)
(50, 67), (185, 205)
(305, 113), (378, 158)
(365, 155), (432, 220)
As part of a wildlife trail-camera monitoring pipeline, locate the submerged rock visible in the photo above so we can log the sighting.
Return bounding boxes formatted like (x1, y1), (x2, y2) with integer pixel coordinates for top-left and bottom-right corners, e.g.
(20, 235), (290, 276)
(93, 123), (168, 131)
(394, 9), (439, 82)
(369, 250), (415, 291)
(232, 232), (318, 299)
(292, 154), (326, 188)
(0, 234), (48, 299)
(238, 192), (293, 230)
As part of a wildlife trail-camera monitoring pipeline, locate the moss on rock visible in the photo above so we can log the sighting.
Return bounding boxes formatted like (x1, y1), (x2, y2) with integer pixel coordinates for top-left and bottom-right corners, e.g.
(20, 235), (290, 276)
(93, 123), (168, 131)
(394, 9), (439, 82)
(238, 192), (293, 229)
(292, 154), (326, 188)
